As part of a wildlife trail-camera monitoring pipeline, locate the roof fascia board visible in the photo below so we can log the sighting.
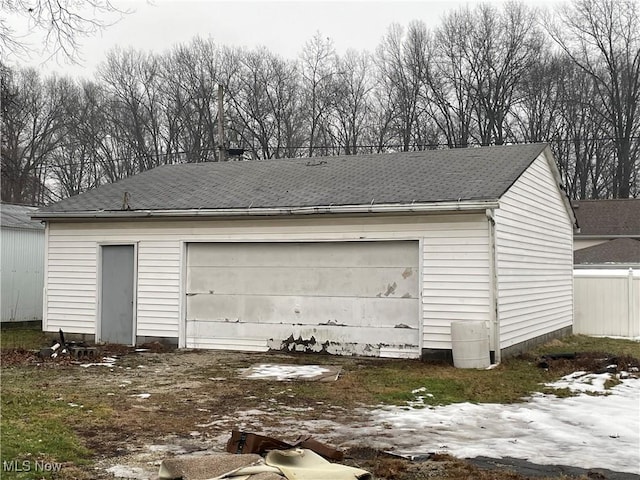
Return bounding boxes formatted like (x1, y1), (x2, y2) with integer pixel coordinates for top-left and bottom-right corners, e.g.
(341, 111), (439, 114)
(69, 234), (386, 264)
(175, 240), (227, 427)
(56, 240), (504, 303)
(575, 234), (640, 239)
(541, 146), (578, 230)
(32, 200), (500, 221)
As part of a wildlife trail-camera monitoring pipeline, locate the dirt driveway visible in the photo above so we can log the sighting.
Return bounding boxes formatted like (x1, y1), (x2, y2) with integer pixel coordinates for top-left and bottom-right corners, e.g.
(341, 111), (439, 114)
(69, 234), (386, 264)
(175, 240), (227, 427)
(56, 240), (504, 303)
(2, 344), (639, 480)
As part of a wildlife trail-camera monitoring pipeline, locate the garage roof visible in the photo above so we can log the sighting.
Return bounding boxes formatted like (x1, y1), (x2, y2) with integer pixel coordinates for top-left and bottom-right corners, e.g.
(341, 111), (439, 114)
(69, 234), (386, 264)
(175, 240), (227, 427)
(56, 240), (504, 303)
(35, 144), (549, 219)
(1, 204), (44, 230)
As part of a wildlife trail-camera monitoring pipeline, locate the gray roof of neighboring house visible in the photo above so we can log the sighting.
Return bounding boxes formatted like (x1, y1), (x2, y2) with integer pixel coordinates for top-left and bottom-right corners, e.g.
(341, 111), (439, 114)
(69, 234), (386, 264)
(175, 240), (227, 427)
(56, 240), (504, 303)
(573, 199), (640, 236)
(574, 238), (640, 265)
(35, 144), (549, 217)
(1, 204), (44, 230)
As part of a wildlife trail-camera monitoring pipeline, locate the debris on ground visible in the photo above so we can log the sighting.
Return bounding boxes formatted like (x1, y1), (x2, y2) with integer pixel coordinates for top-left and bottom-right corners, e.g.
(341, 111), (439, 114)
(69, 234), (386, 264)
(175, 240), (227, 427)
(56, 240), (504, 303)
(159, 431), (370, 480)
(226, 430), (343, 461)
(38, 329), (99, 360)
(536, 351), (640, 375)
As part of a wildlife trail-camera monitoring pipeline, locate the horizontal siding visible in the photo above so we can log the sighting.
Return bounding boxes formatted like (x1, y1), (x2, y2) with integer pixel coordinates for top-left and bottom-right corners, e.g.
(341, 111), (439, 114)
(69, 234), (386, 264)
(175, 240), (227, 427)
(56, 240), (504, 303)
(421, 215), (490, 350)
(137, 241), (181, 336)
(495, 153), (574, 349)
(46, 213), (493, 350)
(45, 237), (96, 333)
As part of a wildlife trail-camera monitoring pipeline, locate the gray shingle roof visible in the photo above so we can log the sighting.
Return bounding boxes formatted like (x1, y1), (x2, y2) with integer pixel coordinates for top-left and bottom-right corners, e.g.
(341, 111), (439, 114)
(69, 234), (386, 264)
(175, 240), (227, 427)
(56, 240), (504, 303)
(1, 204), (44, 230)
(36, 144), (548, 216)
(573, 199), (640, 236)
(574, 238), (640, 265)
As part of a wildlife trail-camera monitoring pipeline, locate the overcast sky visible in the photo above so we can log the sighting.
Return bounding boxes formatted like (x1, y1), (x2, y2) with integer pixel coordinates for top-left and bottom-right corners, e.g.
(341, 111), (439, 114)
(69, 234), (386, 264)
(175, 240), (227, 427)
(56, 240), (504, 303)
(9, 0), (562, 79)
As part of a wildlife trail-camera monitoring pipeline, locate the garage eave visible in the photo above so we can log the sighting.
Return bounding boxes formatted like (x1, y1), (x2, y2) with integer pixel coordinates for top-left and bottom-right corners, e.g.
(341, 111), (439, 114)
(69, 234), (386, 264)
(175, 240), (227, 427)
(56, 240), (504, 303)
(33, 200), (500, 221)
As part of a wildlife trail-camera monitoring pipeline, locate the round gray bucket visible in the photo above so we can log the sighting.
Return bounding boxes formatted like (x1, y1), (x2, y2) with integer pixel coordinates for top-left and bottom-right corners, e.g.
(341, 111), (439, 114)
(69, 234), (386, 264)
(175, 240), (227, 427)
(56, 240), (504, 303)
(451, 320), (490, 369)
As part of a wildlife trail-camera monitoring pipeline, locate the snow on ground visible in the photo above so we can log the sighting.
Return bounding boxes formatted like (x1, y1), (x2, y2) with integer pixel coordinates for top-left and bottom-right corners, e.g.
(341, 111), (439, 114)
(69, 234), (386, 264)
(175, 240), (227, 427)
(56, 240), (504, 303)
(337, 373), (640, 474)
(242, 364), (340, 381)
(226, 366), (638, 473)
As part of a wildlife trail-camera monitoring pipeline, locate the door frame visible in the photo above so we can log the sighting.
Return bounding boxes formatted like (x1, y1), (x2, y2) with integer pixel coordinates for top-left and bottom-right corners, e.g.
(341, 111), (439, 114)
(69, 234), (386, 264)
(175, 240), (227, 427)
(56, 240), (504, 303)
(96, 242), (138, 345)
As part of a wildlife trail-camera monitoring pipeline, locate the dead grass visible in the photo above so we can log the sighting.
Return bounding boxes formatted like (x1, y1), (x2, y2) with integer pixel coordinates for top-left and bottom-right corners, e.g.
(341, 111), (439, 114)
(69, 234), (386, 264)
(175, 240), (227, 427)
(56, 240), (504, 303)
(1, 331), (638, 479)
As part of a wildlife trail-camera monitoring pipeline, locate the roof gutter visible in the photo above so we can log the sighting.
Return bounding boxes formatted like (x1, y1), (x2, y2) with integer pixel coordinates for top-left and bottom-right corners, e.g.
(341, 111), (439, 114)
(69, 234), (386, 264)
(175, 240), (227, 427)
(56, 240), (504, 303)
(33, 200), (500, 221)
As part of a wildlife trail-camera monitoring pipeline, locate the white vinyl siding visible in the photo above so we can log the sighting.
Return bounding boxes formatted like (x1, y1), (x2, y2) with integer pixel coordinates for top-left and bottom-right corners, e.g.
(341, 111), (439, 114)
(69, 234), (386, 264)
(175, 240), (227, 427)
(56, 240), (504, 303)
(421, 216), (490, 350)
(44, 213), (490, 353)
(495, 153), (574, 349)
(137, 241), (181, 336)
(46, 238), (96, 333)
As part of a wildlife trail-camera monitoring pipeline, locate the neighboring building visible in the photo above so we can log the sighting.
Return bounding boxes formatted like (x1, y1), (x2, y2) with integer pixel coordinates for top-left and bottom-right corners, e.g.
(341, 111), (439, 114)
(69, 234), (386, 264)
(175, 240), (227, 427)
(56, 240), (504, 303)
(574, 238), (640, 268)
(33, 144), (575, 360)
(573, 199), (640, 257)
(572, 199), (640, 338)
(1, 204), (45, 323)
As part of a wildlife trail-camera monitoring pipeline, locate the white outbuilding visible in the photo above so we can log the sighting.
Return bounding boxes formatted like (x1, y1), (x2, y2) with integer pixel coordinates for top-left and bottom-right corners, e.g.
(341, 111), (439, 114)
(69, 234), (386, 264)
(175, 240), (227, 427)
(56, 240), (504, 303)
(1, 203), (45, 323)
(33, 144), (576, 361)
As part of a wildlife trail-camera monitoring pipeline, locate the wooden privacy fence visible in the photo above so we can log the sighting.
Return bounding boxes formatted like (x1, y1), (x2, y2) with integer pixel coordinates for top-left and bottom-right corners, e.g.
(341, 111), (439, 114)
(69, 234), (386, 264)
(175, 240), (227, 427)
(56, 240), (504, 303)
(573, 269), (640, 338)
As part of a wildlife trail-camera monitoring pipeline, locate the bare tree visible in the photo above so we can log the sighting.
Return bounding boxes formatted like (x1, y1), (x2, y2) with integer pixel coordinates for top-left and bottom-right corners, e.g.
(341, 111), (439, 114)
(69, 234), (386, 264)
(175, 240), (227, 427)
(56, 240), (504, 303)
(376, 22), (431, 151)
(48, 78), (106, 198)
(510, 53), (565, 144)
(1, 64), (63, 204)
(164, 38), (221, 163)
(548, 0), (640, 198)
(330, 50), (374, 155)
(299, 32), (338, 156)
(1, 0), (128, 62)
(552, 60), (611, 199)
(98, 48), (165, 178)
(456, 2), (543, 145)
(224, 47), (303, 159)
(427, 10), (475, 148)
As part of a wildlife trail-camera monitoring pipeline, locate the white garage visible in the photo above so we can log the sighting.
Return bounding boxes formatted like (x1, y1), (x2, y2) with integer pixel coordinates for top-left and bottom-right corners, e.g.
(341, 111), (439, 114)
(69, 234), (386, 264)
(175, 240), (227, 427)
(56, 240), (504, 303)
(35, 144), (576, 360)
(185, 241), (420, 356)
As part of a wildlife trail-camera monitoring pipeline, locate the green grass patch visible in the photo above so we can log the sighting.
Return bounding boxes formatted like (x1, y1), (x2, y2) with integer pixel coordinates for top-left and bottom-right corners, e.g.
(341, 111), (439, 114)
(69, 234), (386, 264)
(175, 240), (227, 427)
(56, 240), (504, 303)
(342, 335), (640, 407)
(537, 334), (640, 358)
(1, 328), (49, 351)
(0, 369), (101, 479)
(349, 357), (558, 406)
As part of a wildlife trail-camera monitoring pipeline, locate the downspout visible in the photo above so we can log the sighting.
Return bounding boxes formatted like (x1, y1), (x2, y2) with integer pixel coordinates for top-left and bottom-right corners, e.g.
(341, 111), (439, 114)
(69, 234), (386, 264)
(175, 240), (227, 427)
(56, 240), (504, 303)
(486, 209), (501, 364)
(42, 221), (49, 332)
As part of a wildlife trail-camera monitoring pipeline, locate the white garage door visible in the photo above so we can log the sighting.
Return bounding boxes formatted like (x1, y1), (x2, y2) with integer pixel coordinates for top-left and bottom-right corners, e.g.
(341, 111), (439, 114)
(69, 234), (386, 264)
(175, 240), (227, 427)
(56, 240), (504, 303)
(185, 241), (420, 357)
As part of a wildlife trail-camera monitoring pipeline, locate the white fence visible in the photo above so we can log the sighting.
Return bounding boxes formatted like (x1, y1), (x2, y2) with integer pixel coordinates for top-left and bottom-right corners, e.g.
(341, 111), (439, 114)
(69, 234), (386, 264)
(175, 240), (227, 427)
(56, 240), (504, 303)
(574, 269), (640, 338)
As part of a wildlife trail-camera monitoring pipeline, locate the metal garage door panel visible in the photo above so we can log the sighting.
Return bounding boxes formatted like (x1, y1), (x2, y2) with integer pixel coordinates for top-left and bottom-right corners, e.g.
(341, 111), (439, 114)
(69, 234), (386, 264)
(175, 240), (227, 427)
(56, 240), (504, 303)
(187, 241), (417, 267)
(187, 266), (417, 298)
(187, 294), (417, 327)
(185, 241), (420, 357)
